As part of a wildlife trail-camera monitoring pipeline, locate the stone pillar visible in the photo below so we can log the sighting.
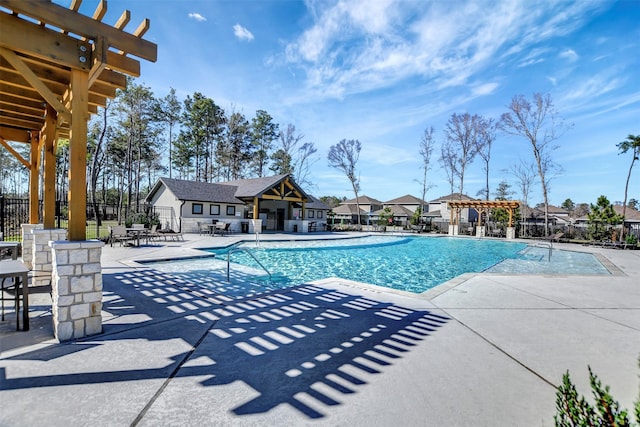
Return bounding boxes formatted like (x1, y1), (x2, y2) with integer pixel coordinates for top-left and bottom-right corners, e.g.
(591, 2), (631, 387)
(32, 228), (67, 287)
(506, 227), (516, 239)
(448, 224), (459, 236)
(476, 226), (486, 238)
(21, 223), (43, 269)
(49, 240), (104, 341)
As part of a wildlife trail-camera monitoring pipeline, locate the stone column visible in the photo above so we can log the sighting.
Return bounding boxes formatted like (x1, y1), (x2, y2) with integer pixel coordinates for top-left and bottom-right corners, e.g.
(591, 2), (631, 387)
(448, 224), (459, 236)
(506, 227), (516, 239)
(49, 240), (104, 341)
(21, 223), (43, 269)
(32, 228), (67, 287)
(476, 226), (486, 238)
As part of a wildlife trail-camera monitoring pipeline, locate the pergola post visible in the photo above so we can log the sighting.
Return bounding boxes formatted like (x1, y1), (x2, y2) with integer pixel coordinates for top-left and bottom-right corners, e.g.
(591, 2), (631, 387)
(42, 105), (57, 229)
(67, 69), (89, 241)
(28, 132), (39, 224)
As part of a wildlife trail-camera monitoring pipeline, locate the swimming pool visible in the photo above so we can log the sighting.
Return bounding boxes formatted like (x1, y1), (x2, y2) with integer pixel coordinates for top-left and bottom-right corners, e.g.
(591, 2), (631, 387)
(146, 236), (610, 294)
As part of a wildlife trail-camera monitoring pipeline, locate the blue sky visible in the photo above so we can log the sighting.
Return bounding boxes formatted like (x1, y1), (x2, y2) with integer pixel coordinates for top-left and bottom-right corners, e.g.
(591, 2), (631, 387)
(76, 0), (638, 206)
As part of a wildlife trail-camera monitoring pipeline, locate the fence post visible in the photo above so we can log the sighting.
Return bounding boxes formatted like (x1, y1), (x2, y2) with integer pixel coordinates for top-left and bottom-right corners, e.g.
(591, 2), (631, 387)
(0, 195), (4, 240)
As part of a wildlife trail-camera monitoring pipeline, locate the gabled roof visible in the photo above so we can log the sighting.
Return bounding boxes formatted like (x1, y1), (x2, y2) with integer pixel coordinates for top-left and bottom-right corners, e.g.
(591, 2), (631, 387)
(373, 205), (414, 217)
(614, 205), (640, 221)
(385, 194), (427, 205)
(429, 193), (476, 203)
(147, 178), (244, 204)
(342, 195), (383, 205)
(220, 174), (308, 199)
(146, 175), (315, 206)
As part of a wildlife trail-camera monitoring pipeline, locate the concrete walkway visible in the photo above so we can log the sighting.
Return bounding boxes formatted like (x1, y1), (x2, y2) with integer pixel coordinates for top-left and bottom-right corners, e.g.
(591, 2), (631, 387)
(1, 233), (639, 426)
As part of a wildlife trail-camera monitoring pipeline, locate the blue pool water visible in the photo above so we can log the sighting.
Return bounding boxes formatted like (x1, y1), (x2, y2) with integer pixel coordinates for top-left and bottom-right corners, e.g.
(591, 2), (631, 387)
(146, 236), (610, 294)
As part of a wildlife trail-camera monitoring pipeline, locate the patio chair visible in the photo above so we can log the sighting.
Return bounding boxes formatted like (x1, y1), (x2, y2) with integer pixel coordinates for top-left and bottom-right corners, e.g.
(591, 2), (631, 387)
(198, 222), (210, 235)
(109, 225), (134, 247)
(213, 222), (230, 236)
(147, 224), (160, 243)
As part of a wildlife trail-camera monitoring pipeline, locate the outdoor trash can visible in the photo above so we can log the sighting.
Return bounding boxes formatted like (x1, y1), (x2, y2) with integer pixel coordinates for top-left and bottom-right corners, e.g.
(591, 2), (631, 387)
(241, 222), (249, 233)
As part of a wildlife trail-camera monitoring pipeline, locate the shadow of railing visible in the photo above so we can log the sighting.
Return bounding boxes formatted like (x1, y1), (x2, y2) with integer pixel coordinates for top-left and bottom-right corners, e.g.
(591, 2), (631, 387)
(1, 267), (450, 420)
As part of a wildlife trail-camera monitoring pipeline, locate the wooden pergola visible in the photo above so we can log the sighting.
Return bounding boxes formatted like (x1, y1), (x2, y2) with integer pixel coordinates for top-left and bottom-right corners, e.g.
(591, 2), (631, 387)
(447, 200), (520, 227)
(0, 0), (156, 240)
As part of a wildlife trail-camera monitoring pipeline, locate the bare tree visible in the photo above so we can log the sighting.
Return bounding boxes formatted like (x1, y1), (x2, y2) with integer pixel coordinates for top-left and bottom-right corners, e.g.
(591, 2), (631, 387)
(439, 140), (457, 196)
(294, 142), (318, 190)
(328, 139), (362, 225)
(499, 93), (570, 236)
(475, 118), (496, 200)
(506, 159), (537, 237)
(444, 113), (482, 198)
(417, 126), (436, 212)
(617, 134), (640, 241)
(270, 124), (317, 189)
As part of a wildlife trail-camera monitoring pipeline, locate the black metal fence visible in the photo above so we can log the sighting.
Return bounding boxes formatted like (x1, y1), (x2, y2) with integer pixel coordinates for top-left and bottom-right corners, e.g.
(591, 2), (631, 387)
(0, 196), (177, 241)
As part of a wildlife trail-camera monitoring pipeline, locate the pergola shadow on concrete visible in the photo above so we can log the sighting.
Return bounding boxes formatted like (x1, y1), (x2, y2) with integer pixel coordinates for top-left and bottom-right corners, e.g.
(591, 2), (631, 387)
(0, 0), (156, 340)
(447, 200), (520, 238)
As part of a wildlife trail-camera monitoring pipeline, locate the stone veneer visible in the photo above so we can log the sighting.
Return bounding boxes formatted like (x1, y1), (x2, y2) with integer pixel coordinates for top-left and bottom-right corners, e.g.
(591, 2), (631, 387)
(32, 228), (67, 287)
(49, 240), (104, 341)
(506, 227), (516, 239)
(20, 223), (43, 269)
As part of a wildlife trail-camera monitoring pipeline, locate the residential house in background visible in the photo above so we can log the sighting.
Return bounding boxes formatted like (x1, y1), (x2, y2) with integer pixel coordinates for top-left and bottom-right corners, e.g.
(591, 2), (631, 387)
(426, 193), (479, 226)
(331, 195), (384, 225)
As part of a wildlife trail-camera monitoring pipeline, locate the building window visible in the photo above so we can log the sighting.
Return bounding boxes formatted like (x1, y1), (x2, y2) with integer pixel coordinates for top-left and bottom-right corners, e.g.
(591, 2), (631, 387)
(318, 211), (323, 219)
(210, 204), (220, 215)
(192, 203), (203, 215)
(307, 210), (314, 219)
(226, 206), (236, 216)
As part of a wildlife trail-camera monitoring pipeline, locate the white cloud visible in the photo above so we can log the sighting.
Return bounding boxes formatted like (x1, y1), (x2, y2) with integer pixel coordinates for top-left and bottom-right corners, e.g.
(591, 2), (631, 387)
(559, 48), (579, 62)
(282, 0), (611, 103)
(188, 12), (206, 22)
(233, 24), (255, 41)
(471, 82), (499, 96)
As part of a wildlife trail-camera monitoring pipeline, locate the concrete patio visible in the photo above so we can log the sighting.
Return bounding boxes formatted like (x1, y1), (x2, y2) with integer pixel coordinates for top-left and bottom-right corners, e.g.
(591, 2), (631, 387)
(1, 232), (639, 426)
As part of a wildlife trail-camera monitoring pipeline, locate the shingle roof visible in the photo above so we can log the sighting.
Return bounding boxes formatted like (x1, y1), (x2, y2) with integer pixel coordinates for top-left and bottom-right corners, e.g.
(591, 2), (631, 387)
(385, 194), (427, 205)
(221, 174), (302, 198)
(151, 178), (244, 204)
(429, 193), (476, 203)
(305, 195), (331, 210)
(332, 204), (365, 215)
(341, 195), (383, 205)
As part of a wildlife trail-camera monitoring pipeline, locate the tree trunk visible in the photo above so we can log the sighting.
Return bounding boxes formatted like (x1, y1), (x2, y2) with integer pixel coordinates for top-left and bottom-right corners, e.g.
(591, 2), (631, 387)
(620, 155), (635, 242)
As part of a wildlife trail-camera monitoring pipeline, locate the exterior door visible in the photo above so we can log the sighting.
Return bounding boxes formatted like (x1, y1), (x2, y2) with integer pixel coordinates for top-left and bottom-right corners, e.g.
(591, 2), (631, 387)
(277, 208), (285, 231)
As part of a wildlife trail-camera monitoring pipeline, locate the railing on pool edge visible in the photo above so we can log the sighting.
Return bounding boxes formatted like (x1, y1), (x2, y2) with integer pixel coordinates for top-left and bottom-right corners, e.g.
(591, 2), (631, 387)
(533, 241), (553, 261)
(227, 247), (274, 286)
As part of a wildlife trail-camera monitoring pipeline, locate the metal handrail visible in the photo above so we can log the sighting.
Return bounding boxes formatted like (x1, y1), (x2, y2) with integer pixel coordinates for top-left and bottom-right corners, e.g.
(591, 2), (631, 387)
(534, 241), (553, 261)
(227, 247), (272, 283)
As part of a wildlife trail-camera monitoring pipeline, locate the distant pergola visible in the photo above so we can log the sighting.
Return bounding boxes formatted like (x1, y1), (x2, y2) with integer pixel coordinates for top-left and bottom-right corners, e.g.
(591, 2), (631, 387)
(0, 0), (157, 240)
(447, 200), (520, 227)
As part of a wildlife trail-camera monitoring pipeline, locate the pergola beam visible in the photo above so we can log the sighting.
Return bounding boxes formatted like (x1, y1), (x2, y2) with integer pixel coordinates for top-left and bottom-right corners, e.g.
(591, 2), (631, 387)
(1, 0), (157, 62)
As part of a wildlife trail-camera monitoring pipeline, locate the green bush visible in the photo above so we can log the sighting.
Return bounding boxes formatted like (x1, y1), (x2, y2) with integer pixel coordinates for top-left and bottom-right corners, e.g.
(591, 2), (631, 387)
(555, 366), (640, 426)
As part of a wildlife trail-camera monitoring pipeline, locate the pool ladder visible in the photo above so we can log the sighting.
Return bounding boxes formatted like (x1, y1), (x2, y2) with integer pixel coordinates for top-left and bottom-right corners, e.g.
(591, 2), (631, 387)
(534, 241), (553, 261)
(226, 247), (273, 284)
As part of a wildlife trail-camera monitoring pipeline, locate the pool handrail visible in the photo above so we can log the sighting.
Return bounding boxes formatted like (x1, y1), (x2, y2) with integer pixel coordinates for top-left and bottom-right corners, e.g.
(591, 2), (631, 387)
(227, 247), (273, 284)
